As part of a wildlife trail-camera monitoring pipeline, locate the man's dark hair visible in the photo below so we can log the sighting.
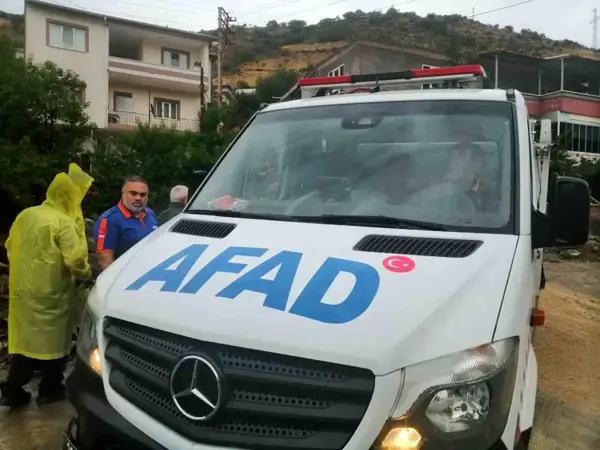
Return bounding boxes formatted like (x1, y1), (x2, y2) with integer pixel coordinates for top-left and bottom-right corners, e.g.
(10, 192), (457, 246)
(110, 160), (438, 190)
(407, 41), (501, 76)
(122, 175), (148, 188)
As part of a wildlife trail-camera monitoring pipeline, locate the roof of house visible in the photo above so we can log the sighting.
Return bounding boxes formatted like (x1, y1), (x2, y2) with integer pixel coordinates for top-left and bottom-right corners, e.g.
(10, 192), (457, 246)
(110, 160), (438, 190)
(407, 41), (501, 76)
(26, 0), (217, 42)
(279, 40), (447, 102)
(476, 50), (543, 64)
(307, 40), (446, 77)
(477, 49), (600, 73)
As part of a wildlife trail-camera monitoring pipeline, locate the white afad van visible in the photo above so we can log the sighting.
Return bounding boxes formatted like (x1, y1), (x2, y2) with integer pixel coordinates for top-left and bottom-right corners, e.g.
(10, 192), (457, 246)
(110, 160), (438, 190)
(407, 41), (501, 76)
(64, 65), (591, 450)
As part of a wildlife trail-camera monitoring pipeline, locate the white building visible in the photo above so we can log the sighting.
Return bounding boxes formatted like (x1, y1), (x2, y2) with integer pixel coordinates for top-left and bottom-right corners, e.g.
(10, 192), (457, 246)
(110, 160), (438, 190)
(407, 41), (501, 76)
(25, 0), (217, 131)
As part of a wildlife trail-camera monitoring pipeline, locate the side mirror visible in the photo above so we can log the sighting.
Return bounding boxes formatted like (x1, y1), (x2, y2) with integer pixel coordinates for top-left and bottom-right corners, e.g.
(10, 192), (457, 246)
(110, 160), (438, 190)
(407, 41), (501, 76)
(192, 169), (208, 181)
(190, 169), (208, 194)
(548, 176), (590, 247)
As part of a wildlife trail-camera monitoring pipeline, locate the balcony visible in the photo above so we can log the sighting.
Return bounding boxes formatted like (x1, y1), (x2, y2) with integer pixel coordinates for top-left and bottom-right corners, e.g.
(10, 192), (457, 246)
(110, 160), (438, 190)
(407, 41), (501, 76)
(107, 111), (200, 132)
(108, 56), (207, 93)
(523, 91), (600, 119)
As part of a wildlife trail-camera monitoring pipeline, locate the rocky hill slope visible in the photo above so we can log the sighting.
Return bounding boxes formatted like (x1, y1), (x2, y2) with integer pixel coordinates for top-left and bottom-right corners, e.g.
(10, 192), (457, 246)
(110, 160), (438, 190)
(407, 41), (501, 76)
(219, 8), (596, 85)
(2, 7), (597, 87)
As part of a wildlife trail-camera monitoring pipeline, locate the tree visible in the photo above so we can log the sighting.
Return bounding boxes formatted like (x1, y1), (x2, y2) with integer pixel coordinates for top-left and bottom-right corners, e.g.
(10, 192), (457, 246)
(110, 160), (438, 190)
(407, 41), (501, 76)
(255, 69), (298, 103)
(0, 36), (92, 208)
(444, 26), (462, 65)
(287, 20), (307, 29)
(86, 126), (227, 215)
(550, 132), (576, 177)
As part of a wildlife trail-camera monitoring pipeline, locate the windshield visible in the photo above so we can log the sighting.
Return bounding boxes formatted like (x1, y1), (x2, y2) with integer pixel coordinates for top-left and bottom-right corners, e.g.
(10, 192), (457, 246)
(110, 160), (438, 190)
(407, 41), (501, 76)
(189, 100), (515, 233)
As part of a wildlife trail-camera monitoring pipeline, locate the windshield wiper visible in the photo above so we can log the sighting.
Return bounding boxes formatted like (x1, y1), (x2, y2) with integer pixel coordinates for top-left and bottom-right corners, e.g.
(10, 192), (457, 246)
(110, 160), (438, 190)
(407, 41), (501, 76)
(186, 209), (294, 221)
(186, 210), (447, 230)
(302, 214), (448, 231)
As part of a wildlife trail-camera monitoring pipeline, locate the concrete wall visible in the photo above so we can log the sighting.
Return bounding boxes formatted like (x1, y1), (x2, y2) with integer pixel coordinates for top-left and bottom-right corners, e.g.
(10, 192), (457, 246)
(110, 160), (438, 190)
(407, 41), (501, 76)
(25, 2), (109, 128)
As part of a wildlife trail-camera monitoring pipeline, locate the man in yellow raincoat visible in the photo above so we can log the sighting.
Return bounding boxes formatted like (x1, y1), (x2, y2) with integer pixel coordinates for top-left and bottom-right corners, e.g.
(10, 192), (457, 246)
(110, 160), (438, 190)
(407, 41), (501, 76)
(0, 164), (93, 409)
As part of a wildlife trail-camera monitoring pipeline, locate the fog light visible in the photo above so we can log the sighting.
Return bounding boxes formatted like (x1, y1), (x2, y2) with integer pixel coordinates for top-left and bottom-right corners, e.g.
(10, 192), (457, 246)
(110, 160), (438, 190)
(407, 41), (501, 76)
(90, 348), (102, 375)
(381, 427), (423, 449)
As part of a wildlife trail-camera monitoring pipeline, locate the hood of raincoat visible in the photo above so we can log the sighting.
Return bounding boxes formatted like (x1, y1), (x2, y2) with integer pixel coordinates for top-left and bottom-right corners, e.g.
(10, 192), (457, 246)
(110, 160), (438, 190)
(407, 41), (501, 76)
(68, 163), (94, 205)
(67, 163), (94, 246)
(43, 173), (84, 219)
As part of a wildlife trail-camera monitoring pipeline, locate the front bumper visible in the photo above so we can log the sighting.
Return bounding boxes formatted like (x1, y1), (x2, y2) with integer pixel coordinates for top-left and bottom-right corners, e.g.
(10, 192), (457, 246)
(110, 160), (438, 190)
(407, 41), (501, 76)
(63, 357), (166, 450)
(62, 357), (531, 450)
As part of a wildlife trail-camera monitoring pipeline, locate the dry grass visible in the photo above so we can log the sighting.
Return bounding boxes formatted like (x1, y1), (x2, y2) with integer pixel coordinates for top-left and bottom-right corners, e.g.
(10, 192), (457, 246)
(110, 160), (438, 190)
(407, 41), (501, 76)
(222, 41), (347, 86)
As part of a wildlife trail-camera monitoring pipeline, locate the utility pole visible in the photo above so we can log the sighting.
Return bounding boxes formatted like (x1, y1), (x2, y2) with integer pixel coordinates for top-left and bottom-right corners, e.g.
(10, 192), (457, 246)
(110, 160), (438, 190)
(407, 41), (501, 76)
(200, 65), (205, 109)
(591, 8), (599, 50)
(471, 7), (475, 20)
(217, 6), (236, 106)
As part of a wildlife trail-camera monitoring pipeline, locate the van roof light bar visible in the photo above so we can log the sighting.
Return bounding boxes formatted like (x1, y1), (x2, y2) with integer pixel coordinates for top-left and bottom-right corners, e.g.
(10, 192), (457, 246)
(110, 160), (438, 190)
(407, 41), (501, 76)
(297, 64), (486, 91)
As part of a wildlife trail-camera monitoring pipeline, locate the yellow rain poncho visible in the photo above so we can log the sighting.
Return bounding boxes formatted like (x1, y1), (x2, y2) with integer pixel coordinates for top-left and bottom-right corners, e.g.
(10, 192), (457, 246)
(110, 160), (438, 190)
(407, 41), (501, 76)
(68, 162), (94, 252)
(5, 165), (93, 360)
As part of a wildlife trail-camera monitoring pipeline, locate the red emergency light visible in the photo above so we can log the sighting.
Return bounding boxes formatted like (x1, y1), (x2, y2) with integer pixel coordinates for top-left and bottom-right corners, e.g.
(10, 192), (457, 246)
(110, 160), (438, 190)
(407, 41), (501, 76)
(297, 64), (486, 87)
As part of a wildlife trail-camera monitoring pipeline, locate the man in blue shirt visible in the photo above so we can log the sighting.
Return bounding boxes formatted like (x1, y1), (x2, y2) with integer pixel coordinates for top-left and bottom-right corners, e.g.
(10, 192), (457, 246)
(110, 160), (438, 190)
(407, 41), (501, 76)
(94, 176), (158, 270)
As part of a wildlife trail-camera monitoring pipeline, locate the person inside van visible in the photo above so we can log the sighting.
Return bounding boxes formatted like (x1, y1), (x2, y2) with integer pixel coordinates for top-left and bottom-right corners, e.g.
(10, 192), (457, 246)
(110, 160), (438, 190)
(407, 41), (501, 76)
(405, 142), (486, 218)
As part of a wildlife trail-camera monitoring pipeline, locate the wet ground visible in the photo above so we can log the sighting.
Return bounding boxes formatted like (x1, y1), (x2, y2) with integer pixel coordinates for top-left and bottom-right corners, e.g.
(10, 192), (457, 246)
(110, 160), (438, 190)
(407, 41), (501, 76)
(0, 260), (599, 449)
(529, 260), (600, 449)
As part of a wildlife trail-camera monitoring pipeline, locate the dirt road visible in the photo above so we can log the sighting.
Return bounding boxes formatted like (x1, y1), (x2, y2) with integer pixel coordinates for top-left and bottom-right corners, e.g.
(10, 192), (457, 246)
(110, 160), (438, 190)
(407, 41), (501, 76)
(0, 260), (599, 449)
(530, 260), (600, 449)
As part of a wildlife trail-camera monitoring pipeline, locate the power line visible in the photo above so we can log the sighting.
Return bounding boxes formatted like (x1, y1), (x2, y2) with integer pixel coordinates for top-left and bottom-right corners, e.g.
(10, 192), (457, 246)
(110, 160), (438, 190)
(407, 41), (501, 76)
(100, 0), (217, 17)
(237, 0), (300, 17)
(52, 0), (211, 30)
(62, 0), (84, 10)
(269, 0), (348, 22)
(472, 0), (534, 18)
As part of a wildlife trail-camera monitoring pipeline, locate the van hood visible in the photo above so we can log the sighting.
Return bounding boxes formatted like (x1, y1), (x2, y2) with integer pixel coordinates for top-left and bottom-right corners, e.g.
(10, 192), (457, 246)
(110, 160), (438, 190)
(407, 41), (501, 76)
(97, 215), (518, 375)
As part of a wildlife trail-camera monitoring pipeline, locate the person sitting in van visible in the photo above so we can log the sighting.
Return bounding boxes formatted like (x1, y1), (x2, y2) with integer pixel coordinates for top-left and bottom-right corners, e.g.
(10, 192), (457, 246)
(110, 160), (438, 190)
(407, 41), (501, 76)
(405, 142), (485, 219)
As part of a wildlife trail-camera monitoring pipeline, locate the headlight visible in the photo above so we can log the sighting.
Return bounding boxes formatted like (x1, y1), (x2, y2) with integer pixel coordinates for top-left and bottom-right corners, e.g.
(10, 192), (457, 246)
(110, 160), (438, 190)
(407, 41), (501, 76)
(374, 337), (519, 449)
(76, 305), (103, 376)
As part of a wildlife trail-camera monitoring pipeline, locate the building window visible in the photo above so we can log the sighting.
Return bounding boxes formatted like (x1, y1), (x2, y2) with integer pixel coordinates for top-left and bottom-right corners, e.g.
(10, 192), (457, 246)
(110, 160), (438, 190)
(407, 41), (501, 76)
(153, 98), (180, 120)
(47, 20), (87, 52)
(162, 48), (190, 69)
(328, 64), (345, 77)
(113, 92), (133, 112)
(421, 64), (440, 89)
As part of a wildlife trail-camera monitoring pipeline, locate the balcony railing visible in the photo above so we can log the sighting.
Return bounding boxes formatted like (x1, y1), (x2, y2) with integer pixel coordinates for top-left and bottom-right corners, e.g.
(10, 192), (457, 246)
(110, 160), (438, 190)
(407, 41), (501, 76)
(107, 111), (200, 132)
(108, 56), (208, 84)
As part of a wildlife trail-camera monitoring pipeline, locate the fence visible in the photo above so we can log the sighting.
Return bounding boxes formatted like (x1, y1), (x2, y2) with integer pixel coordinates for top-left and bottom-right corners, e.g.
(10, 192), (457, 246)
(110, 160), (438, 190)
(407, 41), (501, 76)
(107, 111), (200, 132)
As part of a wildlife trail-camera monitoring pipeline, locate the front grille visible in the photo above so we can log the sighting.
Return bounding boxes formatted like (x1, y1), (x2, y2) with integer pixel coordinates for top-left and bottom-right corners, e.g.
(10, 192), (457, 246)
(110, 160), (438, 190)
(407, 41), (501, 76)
(104, 318), (375, 450)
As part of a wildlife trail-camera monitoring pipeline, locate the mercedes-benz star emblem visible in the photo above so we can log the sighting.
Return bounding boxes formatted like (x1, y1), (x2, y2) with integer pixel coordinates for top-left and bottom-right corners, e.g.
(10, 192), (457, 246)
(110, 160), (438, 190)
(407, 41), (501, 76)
(169, 355), (222, 421)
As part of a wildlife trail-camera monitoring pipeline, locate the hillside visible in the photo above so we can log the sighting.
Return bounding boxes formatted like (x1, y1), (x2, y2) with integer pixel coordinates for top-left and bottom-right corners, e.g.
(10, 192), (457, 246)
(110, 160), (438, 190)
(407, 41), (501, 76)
(0, 12), (23, 45)
(219, 8), (595, 86)
(2, 7), (597, 87)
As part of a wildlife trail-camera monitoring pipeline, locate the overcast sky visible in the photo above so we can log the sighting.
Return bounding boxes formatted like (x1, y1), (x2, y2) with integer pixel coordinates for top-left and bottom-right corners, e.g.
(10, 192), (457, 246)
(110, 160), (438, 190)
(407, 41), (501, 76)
(2, 0), (598, 48)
